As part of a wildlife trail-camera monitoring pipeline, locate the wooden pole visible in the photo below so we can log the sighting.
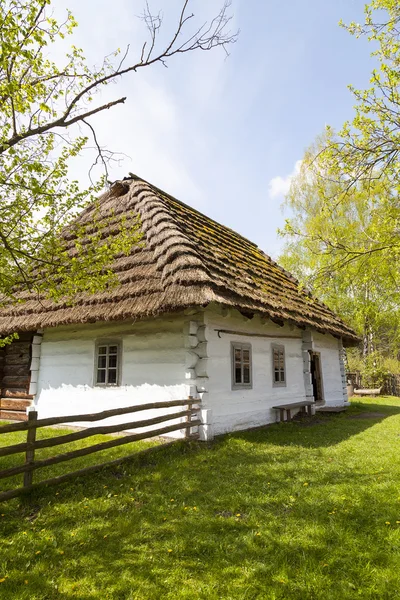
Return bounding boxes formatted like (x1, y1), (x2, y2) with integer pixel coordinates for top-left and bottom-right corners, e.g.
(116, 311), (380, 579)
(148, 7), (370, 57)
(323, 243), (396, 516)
(185, 397), (193, 439)
(23, 410), (37, 489)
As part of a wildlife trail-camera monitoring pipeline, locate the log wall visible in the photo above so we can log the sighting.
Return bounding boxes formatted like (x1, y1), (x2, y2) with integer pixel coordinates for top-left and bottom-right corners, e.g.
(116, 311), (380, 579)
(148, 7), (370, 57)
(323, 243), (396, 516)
(0, 333), (34, 421)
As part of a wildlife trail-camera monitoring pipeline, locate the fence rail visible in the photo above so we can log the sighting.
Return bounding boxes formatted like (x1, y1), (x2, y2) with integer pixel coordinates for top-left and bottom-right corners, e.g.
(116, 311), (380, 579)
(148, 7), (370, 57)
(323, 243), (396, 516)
(0, 398), (201, 502)
(347, 371), (400, 397)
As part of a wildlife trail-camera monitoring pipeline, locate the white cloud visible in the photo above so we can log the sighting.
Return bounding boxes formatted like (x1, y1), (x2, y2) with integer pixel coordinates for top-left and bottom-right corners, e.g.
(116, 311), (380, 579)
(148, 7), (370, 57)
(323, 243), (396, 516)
(268, 159), (302, 199)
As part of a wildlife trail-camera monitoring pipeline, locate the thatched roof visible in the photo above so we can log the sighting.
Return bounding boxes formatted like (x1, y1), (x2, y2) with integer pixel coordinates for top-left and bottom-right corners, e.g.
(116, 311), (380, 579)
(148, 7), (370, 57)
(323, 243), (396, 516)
(0, 175), (359, 344)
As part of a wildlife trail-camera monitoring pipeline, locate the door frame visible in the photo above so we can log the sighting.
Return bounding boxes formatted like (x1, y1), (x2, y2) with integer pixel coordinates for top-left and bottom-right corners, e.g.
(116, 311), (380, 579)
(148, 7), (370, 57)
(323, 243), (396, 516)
(310, 351), (324, 405)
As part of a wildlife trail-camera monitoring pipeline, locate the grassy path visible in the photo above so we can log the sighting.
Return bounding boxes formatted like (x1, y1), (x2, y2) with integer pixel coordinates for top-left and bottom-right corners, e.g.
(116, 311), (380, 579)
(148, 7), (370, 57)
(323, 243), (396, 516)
(0, 397), (400, 599)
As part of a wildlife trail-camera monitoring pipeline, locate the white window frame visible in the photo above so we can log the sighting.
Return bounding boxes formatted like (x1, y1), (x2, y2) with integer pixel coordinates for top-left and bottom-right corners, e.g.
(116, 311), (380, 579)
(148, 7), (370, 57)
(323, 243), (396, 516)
(272, 343), (286, 387)
(231, 342), (252, 390)
(94, 341), (122, 387)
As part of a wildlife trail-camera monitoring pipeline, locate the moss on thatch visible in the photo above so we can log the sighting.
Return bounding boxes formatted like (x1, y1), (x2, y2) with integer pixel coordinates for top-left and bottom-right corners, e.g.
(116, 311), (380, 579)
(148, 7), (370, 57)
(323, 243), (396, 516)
(0, 175), (359, 345)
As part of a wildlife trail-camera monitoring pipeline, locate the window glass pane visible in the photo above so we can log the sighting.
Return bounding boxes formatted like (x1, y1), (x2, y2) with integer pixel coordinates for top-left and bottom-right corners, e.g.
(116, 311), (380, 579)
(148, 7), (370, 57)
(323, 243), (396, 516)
(109, 355), (117, 368)
(109, 345), (118, 355)
(280, 370), (285, 382)
(242, 349), (250, 362)
(98, 355), (107, 369)
(108, 369), (117, 384)
(243, 366), (250, 384)
(235, 348), (241, 361)
(274, 370), (280, 383)
(97, 369), (106, 384)
(235, 367), (242, 384)
(98, 346), (107, 355)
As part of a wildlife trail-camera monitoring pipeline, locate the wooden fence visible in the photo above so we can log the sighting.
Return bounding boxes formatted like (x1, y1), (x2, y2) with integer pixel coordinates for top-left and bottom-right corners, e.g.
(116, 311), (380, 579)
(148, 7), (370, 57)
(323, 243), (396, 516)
(382, 374), (400, 397)
(347, 371), (400, 397)
(0, 398), (201, 502)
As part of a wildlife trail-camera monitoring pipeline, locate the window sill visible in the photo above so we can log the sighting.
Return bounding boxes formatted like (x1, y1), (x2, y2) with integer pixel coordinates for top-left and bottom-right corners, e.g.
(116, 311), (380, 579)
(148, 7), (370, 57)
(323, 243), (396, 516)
(94, 384), (120, 388)
(232, 385), (253, 391)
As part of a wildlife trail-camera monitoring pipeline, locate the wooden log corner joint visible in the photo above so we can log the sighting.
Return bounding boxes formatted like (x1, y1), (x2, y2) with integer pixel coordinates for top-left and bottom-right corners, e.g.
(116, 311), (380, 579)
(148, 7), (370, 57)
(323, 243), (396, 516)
(0, 332), (35, 421)
(272, 400), (314, 423)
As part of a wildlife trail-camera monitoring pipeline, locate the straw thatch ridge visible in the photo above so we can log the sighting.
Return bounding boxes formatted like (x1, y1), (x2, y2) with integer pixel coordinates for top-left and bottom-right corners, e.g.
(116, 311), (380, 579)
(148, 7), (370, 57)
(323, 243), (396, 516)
(0, 175), (359, 344)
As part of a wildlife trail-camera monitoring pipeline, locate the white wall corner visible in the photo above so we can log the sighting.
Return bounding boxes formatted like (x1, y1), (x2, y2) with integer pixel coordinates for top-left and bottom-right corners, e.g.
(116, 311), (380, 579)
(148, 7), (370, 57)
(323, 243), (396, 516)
(189, 385), (199, 398)
(301, 329), (313, 345)
(28, 381), (38, 395)
(30, 370), (39, 384)
(195, 358), (208, 378)
(184, 335), (199, 349)
(188, 321), (199, 335)
(185, 368), (196, 380)
(30, 357), (40, 371)
(199, 408), (213, 441)
(31, 344), (42, 359)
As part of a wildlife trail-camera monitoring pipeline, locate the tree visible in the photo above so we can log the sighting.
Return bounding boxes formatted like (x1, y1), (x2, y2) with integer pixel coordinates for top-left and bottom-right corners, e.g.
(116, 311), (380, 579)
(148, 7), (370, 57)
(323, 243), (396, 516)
(279, 0), (400, 362)
(290, 1), (400, 270)
(0, 0), (237, 301)
(279, 137), (400, 358)
(331, 0), (400, 187)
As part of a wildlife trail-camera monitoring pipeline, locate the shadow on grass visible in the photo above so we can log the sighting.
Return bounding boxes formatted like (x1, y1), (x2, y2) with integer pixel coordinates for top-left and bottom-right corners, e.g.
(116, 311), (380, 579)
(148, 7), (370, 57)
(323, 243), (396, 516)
(1, 400), (400, 598)
(232, 401), (400, 449)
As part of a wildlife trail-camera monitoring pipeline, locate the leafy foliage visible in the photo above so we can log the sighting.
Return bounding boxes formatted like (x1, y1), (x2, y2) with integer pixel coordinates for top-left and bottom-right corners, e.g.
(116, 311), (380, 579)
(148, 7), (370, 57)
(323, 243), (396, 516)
(0, 0), (237, 302)
(279, 137), (400, 359)
(280, 0), (400, 376)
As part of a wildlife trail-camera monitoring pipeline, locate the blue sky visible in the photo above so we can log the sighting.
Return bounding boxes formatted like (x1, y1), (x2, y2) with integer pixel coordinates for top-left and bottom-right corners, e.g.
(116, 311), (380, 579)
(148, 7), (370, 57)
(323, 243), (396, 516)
(60, 0), (373, 258)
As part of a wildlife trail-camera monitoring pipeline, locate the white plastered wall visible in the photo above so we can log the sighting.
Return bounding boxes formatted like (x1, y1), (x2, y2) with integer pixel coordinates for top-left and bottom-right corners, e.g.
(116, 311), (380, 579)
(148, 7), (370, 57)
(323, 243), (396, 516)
(312, 332), (348, 407)
(35, 314), (193, 438)
(202, 306), (348, 435)
(34, 307), (348, 440)
(203, 306), (307, 435)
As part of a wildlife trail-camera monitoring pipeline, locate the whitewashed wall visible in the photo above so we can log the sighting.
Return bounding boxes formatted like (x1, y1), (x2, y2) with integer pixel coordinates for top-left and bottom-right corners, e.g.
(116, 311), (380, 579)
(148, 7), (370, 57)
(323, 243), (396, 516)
(35, 315), (192, 438)
(34, 307), (348, 440)
(313, 332), (347, 407)
(203, 307), (307, 435)
(202, 306), (348, 435)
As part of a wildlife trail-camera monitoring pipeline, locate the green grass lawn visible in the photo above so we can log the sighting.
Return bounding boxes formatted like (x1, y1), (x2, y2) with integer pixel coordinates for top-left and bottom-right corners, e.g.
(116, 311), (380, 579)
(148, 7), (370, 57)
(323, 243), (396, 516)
(1, 397), (400, 599)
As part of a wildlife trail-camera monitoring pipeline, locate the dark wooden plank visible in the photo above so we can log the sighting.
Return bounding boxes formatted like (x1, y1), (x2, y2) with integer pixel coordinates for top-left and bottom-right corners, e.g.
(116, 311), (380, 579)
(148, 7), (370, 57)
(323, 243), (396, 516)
(2, 376), (30, 387)
(0, 398), (200, 434)
(2, 390), (33, 400)
(4, 343), (31, 356)
(0, 408), (195, 458)
(0, 420), (201, 502)
(3, 365), (32, 377)
(4, 354), (30, 366)
(0, 399), (32, 410)
(0, 410), (27, 421)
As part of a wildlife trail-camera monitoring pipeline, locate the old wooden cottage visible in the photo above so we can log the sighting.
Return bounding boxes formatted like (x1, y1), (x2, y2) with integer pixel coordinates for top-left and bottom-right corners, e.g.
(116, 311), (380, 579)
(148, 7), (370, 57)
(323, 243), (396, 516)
(0, 175), (358, 439)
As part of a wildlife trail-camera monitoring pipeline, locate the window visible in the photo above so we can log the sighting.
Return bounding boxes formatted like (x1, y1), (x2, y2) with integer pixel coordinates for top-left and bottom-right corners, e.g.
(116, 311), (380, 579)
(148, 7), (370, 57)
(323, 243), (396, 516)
(95, 342), (120, 386)
(231, 343), (252, 389)
(272, 344), (286, 387)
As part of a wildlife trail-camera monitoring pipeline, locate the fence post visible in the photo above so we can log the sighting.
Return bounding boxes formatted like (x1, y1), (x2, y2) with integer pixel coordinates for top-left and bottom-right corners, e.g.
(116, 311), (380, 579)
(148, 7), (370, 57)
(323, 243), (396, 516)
(23, 410), (37, 489)
(185, 397), (193, 439)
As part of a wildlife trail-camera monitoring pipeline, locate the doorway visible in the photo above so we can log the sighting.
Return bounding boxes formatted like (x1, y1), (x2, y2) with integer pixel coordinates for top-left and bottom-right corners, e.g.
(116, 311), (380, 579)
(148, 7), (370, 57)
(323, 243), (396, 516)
(310, 352), (324, 404)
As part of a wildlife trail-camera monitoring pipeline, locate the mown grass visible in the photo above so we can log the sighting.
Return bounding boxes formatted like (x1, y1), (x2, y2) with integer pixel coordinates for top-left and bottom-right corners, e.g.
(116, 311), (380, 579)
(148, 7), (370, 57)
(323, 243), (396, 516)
(1, 397), (400, 599)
